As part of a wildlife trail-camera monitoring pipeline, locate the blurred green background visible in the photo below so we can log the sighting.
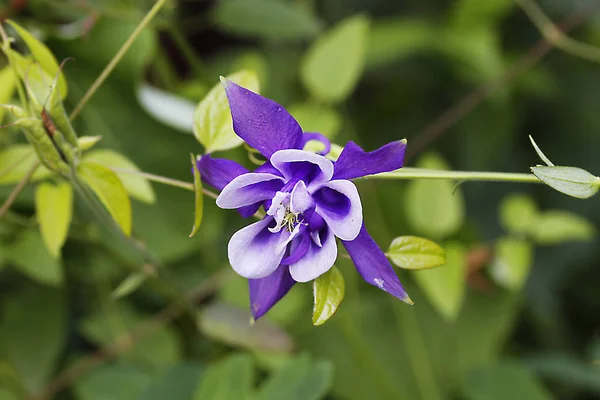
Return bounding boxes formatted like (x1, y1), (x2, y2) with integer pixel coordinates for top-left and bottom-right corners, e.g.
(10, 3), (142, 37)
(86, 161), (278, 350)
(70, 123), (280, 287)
(1, 0), (600, 399)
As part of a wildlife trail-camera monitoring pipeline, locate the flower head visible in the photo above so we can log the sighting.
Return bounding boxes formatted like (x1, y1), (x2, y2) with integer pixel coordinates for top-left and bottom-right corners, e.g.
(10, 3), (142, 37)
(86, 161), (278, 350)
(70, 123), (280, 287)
(197, 79), (412, 319)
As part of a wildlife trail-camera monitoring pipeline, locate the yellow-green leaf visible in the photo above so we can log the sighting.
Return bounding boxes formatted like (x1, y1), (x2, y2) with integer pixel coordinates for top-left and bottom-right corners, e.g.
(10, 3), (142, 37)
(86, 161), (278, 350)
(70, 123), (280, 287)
(388, 236), (445, 270)
(9, 230), (63, 286)
(77, 136), (102, 151)
(499, 193), (539, 235)
(405, 153), (465, 239)
(78, 161), (132, 236)
(111, 272), (149, 299)
(288, 103), (342, 139)
(0, 66), (17, 122)
(0, 144), (52, 185)
(301, 15), (370, 104)
(193, 70), (260, 153)
(7, 20), (68, 98)
(189, 154), (203, 237)
(413, 242), (466, 321)
(35, 182), (73, 258)
(531, 211), (595, 245)
(83, 149), (155, 204)
(491, 237), (533, 290)
(312, 266), (345, 326)
(6, 49), (54, 104)
(531, 165), (599, 199)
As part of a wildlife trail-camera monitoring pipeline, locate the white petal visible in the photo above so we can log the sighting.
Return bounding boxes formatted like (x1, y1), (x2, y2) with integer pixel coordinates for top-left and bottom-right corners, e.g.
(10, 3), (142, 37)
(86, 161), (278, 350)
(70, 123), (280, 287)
(270, 149), (334, 187)
(228, 218), (286, 279)
(290, 181), (314, 214)
(289, 228), (337, 282)
(216, 173), (284, 209)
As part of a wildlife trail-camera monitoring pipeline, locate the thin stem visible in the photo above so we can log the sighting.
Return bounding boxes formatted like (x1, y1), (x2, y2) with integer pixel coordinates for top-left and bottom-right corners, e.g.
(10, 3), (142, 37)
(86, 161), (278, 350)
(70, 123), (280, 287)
(518, 0), (600, 64)
(168, 25), (206, 77)
(371, 167), (541, 183)
(0, 161), (39, 219)
(69, 0), (169, 121)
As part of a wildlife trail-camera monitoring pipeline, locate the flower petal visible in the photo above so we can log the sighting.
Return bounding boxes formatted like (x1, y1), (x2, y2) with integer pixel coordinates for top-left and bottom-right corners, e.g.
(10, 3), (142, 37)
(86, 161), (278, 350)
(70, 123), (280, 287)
(222, 79), (303, 158)
(249, 266), (295, 320)
(289, 227), (337, 282)
(196, 155), (248, 190)
(314, 180), (362, 241)
(301, 132), (331, 156)
(342, 224), (412, 303)
(228, 218), (287, 279)
(217, 173), (284, 209)
(290, 181), (314, 214)
(270, 149), (334, 189)
(333, 140), (407, 180)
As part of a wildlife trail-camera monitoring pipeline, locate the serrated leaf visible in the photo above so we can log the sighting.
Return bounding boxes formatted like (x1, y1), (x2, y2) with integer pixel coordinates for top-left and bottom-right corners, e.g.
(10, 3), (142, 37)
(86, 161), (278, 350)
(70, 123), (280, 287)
(78, 136), (102, 151)
(78, 161), (132, 235)
(7, 20), (68, 99)
(214, 0), (322, 40)
(405, 153), (465, 239)
(387, 236), (445, 270)
(83, 149), (156, 204)
(111, 272), (149, 299)
(288, 103), (342, 139)
(413, 242), (466, 321)
(529, 135), (554, 166)
(491, 237), (533, 290)
(0, 66), (17, 123)
(0, 144), (52, 185)
(531, 165), (599, 199)
(193, 353), (254, 400)
(531, 211), (595, 245)
(35, 181), (73, 258)
(9, 230), (63, 286)
(499, 193), (539, 235)
(193, 70), (259, 153)
(312, 266), (345, 326)
(301, 15), (370, 103)
(256, 354), (334, 400)
(0, 288), (65, 393)
(189, 154), (203, 237)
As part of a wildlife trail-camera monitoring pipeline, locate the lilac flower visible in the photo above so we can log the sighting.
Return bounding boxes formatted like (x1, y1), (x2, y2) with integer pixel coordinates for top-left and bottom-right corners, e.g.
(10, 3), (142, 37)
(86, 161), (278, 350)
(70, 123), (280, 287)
(197, 79), (412, 320)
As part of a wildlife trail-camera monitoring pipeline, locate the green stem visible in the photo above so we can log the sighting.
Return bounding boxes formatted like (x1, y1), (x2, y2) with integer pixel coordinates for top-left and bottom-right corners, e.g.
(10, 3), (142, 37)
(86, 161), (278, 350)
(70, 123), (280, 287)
(168, 25), (207, 77)
(372, 167), (541, 183)
(393, 304), (443, 400)
(69, 0), (170, 121)
(0, 161), (39, 219)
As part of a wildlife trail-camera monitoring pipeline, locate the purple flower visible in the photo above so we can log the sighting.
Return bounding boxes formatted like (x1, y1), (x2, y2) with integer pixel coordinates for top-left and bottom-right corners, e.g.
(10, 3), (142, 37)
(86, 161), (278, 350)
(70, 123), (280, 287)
(197, 79), (412, 320)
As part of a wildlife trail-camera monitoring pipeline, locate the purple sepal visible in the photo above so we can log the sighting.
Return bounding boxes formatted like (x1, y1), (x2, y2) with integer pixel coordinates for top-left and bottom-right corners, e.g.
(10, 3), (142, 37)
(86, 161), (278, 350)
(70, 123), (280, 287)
(196, 155), (248, 191)
(342, 224), (412, 304)
(222, 79), (303, 158)
(249, 265), (295, 320)
(333, 140), (407, 180)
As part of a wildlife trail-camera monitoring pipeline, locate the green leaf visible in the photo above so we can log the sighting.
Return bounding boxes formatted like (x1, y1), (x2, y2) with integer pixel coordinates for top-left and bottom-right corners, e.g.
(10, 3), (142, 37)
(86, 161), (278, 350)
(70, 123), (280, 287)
(83, 149), (156, 204)
(0, 66), (17, 123)
(0, 144), (52, 185)
(256, 354), (334, 400)
(74, 363), (151, 400)
(301, 15), (370, 104)
(35, 181), (73, 258)
(405, 153), (465, 239)
(288, 103), (342, 139)
(499, 193), (539, 235)
(366, 18), (438, 69)
(9, 229), (63, 286)
(5, 50), (54, 104)
(464, 362), (551, 400)
(193, 353), (254, 400)
(214, 0), (322, 40)
(78, 161), (132, 236)
(79, 305), (181, 370)
(193, 70), (260, 153)
(140, 363), (204, 400)
(189, 154), (203, 237)
(491, 237), (533, 290)
(111, 272), (149, 299)
(78, 136), (102, 151)
(529, 135), (554, 166)
(531, 165), (599, 199)
(527, 353), (600, 394)
(387, 236), (445, 270)
(413, 242), (466, 321)
(7, 20), (68, 99)
(198, 303), (294, 352)
(312, 266), (345, 326)
(0, 389), (17, 400)
(0, 288), (65, 393)
(450, 0), (516, 30)
(531, 211), (595, 245)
